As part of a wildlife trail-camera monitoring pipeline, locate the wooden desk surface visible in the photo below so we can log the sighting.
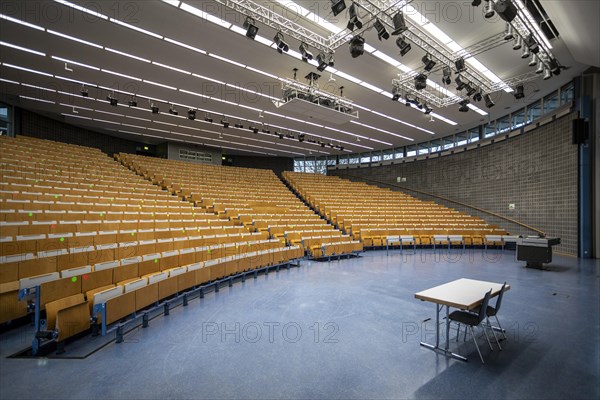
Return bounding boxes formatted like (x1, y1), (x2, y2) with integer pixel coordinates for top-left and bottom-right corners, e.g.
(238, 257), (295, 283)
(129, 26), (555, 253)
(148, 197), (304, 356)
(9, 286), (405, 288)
(414, 278), (510, 310)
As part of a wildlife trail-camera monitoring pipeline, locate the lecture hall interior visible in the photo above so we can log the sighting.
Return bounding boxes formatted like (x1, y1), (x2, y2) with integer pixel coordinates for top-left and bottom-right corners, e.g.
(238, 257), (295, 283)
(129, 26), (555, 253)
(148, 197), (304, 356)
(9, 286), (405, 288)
(0, 0), (598, 399)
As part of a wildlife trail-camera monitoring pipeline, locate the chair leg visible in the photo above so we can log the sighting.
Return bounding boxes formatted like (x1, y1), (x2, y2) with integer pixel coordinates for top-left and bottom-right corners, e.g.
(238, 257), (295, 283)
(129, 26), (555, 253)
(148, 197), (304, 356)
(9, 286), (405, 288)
(464, 324), (468, 342)
(487, 316), (502, 350)
(481, 324), (494, 351)
(456, 323), (461, 342)
(495, 315), (507, 340)
(469, 326), (485, 364)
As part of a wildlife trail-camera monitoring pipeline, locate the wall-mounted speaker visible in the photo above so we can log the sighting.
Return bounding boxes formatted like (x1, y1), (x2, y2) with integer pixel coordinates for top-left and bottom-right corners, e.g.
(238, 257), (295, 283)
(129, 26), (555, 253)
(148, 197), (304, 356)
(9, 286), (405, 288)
(494, 0), (518, 22)
(572, 118), (589, 144)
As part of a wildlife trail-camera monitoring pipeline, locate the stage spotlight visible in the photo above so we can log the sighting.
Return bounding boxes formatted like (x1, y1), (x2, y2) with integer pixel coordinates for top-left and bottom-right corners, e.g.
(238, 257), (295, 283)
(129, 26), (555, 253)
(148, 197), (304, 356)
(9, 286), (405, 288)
(187, 109), (196, 120)
(128, 96), (137, 107)
(221, 118), (229, 128)
(424, 104), (433, 114)
(234, 121), (243, 128)
(391, 11), (408, 35)
(299, 42), (313, 62)
(347, 3), (362, 31)
(250, 126), (259, 134)
(484, 93), (495, 108)
(543, 68), (552, 80)
(395, 36), (411, 56)
(503, 23), (514, 40)
(80, 85), (88, 97)
(374, 18), (389, 40)
(243, 16), (258, 39)
(316, 52), (334, 71)
(151, 103), (159, 114)
(513, 36), (522, 50)
(473, 90), (483, 102)
(472, 0), (481, 6)
(262, 127), (270, 134)
(330, 0), (346, 16)
(455, 75), (467, 91)
(274, 32), (289, 54)
(169, 104), (178, 115)
(204, 114), (213, 123)
(442, 66), (452, 85)
(422, 54), (436, 71)
(548, 58), (561, 75)
(298, 134), (305, 142)
(414, 73), (427, 91)
(523, 34), (539, 54)
(493, 0), (518, 22)
(455, 57), (466, 73)
(536, 61), (544, 74)
(466, 85), (477, 97)
(521, 46), (530, 59)
(528, 54), (538, 67)
(458, 99), (470, 112)
(484, 0), (495, 18)
(349, 36), (365, 58)
(107, 94), (118, 106)
(514, 85), (525, 99)
(404, 94), (412, 106)
(392, 85), (401, 101)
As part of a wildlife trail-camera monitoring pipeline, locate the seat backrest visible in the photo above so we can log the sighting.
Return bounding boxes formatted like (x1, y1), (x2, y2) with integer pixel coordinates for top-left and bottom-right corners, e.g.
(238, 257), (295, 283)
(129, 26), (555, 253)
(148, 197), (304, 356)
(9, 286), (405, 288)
(478, 289), (493, 324)
(495, 282), (507, 312)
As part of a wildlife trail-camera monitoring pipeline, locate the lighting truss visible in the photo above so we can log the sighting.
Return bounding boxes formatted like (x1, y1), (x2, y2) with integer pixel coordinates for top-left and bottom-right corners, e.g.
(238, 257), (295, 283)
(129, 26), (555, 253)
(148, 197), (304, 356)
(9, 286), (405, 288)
(276, 78), (357, 118)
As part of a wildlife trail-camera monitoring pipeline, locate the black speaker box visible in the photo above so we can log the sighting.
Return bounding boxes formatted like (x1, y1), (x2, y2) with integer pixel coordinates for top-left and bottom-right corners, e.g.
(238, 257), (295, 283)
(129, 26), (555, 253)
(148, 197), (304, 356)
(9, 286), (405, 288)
(494, 0), (518, 22)
(572, 118), (589, 144)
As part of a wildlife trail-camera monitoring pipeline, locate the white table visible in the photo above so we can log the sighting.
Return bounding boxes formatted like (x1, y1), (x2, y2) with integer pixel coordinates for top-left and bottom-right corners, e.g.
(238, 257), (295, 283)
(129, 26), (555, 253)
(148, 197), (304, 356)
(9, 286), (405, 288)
(414, 278), (510, 361)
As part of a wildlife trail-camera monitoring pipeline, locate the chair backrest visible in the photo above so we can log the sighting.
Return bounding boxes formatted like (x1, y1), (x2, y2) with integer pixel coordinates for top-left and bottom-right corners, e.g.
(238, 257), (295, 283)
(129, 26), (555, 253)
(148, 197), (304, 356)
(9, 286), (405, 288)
(495, 282), (507, 312)
(478, 289), (493, 324)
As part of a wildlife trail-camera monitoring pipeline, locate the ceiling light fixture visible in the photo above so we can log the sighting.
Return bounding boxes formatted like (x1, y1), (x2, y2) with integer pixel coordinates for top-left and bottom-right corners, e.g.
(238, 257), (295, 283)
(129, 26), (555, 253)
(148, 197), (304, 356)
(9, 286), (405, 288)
(503, 23), (514, 40)
(454, 58), (466, 73)
(80, 85), (88, 97)
(421, 54), (436, 71)
(128, 95), (137, 107)
(395, 36), (411, 57)
(374, 19), (389, 40)
(484, 93), (495, 108)
(458, 99), (470, 112)
(391, 11), (408, 35)
(484, 0), (496, 18)
(349, 36), (365, 58)
(513, 84), (525, 99)
(299, 42), (313, 62)
(204, 113), (213, 122)
(347, 3), (362, 31)
(169, 104), (178, 115)
(106, 92), (118, 106)
(414, 74), (427, 91)
(442, 66), (452, 85)
(330, 0), (347, 16)
(151, 103), (159, 114)
(187, 109), (196, 120)
(528, 54), (538, 67)
(274, 32), (289, 54)
(513, 36), (522, 50)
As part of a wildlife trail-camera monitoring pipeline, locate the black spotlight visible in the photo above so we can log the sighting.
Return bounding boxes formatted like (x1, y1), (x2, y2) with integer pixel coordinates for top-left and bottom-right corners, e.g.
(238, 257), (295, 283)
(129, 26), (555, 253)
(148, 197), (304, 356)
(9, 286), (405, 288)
(473, 90), (483, 102)
(330, 0), (346, 16)
(513, 36), (522, 50)
(234, 121), (243, 128)
(169, 105), (178, 115)
(548, 58), (561, 75)
(472, 0), (481, 6)
(151, 103), (159, 114)
(391, 11), (408, 35)
(483, 0), (495, 18)
(404, 94), (412, 106)
(458, 99), (470, 112)
(347, 3), (362, 31)
(204, 114), (213, 123)
(374, 19), (389, 40)
(243, 16), (258, 39)
(414, 73), (427, 91)
(422, 54), (436, 71)
(395, 36), (411, 56)
(442, 66), (452, 85)
(455, 57), (466, 73)
(484, 93), (495, 108)
(523, 33), (539, 54)
(543, 68), (552, 80)
(455, 75), (467, 91)
(107, 95), (118, 106)
(187, 109), (196, 120)
(128, 96), (137, 107)
(274, 32), (289, 54)
(466, 84), (477, 97)
(493, 0), (518, 22)
(514, 84), (525, 99)
(299, 42), (313, 62)
(503, 23), (514, 40)
(221, 118), (229, 128)
(80, 85), (88, 97)
(392, 85), (401, 101)
(349, 36), (365, 58)
(250, 126), (259, 134)
(424, 104), (433, 115)
(298, 134), (305, 142)
(316, 52), (328, 71)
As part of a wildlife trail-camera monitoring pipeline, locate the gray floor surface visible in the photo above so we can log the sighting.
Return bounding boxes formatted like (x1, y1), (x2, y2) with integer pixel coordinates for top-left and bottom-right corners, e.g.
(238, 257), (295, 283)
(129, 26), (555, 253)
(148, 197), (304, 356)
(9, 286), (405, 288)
(0, 249), (598, 400)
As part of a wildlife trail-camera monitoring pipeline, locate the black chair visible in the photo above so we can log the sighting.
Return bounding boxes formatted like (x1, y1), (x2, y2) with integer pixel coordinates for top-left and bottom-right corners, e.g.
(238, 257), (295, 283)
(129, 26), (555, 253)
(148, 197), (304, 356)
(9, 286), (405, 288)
(483, 282), (508, 346)
(449, 289), (493, 364)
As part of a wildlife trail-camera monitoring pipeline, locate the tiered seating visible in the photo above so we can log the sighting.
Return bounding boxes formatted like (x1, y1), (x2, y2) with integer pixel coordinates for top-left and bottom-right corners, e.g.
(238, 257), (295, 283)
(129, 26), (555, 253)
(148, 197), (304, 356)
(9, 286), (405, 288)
(282, 172), (508, 249)
(118, 153), (361, 258)
(0, 136), (301, 346)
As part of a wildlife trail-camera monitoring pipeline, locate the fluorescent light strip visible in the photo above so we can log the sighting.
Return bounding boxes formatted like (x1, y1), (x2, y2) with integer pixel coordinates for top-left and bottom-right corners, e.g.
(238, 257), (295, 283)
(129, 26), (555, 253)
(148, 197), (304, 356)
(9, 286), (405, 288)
(0, 78), (19, 85)
(62, 113), (92, 120)
(106, 48), (151, 63)
(191, 73), (225, 85)
(94, 110), (123, 117)
(351, 121), (414, 141)
(51, 56), (100, 71)
(0, 41), (45, 56)
(0, 13), (44, 31)
(160, 0), (181, 7)
(101, 69), (142, 81)
(19, 95), (55, 104)
(47, 30), (103, 48)
(467, 104), (488, 116)
(245, 66), (279, 80)
(179, 2), (231, 29)
(430, 113), (457, 126)
(58, 103), (93, 111)
(25, 84), (58, 93)
(52, 0), (109, 20)
(109, 18), (163, 39)
(2, 63), (53, 77)
(152, 62), (191, 75)
(208, 53), (246, 68)
(163, 37), (206, 54)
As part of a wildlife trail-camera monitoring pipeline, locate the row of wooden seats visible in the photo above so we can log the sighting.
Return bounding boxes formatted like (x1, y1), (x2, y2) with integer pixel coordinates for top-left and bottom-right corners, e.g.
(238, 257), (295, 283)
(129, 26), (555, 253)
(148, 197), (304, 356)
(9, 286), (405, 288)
(309, 240), (363, 258)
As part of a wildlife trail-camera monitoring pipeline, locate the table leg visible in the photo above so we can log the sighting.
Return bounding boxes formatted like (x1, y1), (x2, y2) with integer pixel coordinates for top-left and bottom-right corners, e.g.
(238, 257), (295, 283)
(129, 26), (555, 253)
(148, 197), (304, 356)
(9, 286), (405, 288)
(419, 303), (467, 362)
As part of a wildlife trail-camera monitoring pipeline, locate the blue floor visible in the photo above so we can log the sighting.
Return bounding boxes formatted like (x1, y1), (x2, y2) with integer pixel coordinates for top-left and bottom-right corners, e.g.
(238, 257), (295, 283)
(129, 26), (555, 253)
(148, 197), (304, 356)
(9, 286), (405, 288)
(1, 249), (599, 400)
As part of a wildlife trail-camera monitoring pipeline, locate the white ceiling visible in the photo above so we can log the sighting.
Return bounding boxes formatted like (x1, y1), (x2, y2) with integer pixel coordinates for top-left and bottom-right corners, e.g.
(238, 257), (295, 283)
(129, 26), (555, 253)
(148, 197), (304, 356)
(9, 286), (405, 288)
(0, 0), (595, 157)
